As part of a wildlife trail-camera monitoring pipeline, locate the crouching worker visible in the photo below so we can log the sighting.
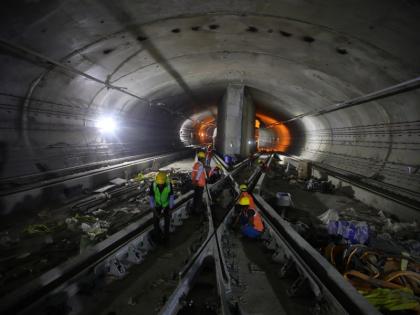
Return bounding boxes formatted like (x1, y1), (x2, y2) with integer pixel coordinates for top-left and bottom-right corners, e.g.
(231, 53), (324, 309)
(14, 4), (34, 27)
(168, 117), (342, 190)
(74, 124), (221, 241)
(149, 171), (174, 243)
(239, 183), (256, 209)
(237, 196), (264, 238)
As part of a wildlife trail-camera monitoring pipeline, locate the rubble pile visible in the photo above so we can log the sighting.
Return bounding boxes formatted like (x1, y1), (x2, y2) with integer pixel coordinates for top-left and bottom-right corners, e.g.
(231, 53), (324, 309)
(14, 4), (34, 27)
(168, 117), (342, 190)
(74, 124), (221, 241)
(0, 166), (194, 297)
(317, 208), (420, 313)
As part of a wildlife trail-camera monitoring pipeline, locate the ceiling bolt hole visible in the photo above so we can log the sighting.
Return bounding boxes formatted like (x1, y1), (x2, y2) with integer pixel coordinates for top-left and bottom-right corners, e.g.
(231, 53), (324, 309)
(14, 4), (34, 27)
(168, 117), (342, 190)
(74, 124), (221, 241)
(280, 30), (292, 37)
(336, 47), (348, 55)
(171, 28), (180, 33)
(246, 26), (258, 32)
(302, 36), (315, 43)
(209, 24), (219, 30)
(191, 26), (200, 31)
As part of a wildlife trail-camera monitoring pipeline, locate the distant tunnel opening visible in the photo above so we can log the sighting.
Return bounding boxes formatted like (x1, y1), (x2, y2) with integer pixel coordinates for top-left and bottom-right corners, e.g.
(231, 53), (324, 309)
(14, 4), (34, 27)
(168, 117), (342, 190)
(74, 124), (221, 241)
(178, 107), (295, 154)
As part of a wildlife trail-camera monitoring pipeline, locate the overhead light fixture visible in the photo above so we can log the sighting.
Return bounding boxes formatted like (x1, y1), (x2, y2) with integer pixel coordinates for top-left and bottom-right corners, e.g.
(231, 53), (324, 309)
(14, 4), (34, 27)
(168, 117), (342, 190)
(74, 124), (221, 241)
(95, 116), (117, 133)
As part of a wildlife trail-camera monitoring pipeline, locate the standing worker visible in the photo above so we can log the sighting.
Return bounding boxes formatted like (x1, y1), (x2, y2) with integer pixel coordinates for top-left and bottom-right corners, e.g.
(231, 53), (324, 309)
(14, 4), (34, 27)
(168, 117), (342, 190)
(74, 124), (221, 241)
(205, 144), (213, 167)
(149, 171), (174, 243)
(237, 196), (264, 238)
(192, 151), (206, 214)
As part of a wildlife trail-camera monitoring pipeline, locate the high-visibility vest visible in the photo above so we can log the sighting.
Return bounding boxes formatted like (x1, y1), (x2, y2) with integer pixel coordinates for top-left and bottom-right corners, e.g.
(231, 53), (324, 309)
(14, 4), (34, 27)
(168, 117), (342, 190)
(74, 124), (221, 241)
(240, 191), (256, 209)
(251, 209), (264, 232)
(192, 161), (206, 187)
(153, 182), (171, 208)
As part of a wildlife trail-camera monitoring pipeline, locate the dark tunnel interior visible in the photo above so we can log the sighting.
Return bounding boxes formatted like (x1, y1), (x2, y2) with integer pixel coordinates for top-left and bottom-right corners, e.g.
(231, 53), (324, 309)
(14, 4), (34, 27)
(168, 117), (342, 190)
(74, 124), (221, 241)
(0, 1), (420, 314)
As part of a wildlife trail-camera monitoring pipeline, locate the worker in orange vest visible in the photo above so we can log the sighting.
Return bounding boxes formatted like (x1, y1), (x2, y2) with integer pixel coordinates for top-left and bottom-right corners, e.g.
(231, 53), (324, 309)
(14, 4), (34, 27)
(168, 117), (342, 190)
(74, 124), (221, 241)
(205, 144), (213, 167)
(237, 196), (264, 238)
(239, 183), (256, 209)
(191, 151), (206, 213)
(208, 163), (222, 183)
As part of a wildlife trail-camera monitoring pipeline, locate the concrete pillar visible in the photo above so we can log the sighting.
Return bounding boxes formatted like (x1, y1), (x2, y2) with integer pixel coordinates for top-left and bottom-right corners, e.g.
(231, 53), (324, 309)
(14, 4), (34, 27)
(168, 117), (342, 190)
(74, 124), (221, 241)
(216, 84), (255, 157)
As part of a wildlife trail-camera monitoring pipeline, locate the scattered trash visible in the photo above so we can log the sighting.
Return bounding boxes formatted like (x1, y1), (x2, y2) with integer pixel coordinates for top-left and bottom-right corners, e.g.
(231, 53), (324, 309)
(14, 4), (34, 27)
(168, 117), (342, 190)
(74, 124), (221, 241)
(17, 252), (31, 259)
(327, 220), (369, 244)
(305, 178), (334, 193)
(44, 235), (54, 244)
(37, 209), (50, 218)
(361, 288), (420, 311)
(81, 222), (108, 240)
(128, 296), (138, 306)
(0, 234), (13, 247)
(275, 192), (293, 207)
(133, 172), (145, 182)
(74, 213), (97, 223)
(318, 209), (339, 224)
(92, 209), (106, 216)
(23, 224), (51, 236)
(93, 184), (116, 193)
(383, 219), (418, 234)
(65, 217), (79, 231)
(110, 178), (127, 186)
(113, 207), (130, 214)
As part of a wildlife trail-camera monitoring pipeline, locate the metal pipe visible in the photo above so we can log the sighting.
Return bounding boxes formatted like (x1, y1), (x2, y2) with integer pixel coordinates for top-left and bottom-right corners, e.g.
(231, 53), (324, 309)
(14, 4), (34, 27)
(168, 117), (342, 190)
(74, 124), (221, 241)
(268, 76), (420, 127)
(0, 38), (152, 104)
(0, 38), (197, 121)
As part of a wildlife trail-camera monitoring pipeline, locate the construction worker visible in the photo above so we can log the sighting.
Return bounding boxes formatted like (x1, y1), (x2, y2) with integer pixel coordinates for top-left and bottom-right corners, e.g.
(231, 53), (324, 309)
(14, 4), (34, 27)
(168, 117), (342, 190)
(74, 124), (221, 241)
(205, 144), (213, 167)
(208, 163), (222, 184)
(239, 183), (256, 209)
(237, 196), (264, 238)
(149, 171), (174, 243)
(191, 151), (206, 213)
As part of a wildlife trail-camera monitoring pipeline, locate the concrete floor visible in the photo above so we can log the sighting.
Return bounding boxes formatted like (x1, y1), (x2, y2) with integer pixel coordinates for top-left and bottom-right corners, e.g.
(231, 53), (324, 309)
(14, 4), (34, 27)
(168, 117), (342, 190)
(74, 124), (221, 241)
(0, 158), (193, 298)
(223, 229), (314, 315)
(72, 215), (208, 315)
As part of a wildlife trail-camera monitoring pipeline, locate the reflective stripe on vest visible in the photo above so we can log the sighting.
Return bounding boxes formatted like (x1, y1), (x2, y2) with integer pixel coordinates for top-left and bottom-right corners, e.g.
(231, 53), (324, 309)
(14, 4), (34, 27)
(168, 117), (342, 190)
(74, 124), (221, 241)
(252, 211), (264, 232)
(153, 182), (170, 208)
(192, 161), (206, 187)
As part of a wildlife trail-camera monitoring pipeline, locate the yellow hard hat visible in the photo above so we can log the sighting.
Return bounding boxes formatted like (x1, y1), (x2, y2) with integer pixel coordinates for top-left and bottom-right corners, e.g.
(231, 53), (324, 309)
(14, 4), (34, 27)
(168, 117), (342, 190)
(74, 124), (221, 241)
(238, 196), (250, 206)
(155, 171), (167, 185)
(239, 184), (248, 191)
(197, 151), (206, 159)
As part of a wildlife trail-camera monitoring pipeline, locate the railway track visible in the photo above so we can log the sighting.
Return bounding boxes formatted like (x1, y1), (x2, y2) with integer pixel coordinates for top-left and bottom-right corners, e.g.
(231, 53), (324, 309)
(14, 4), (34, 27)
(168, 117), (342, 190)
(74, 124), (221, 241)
(0, 154), (381, 315)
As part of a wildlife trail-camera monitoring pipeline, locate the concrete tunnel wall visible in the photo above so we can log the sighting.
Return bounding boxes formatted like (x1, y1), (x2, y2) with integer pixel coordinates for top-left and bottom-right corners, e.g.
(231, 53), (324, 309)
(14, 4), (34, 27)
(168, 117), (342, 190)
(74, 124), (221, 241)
(0, 1), (419, 203)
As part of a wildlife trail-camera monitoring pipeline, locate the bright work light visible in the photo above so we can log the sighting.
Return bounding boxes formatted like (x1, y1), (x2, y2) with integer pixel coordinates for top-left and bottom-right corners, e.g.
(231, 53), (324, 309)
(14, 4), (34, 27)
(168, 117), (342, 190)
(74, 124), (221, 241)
(95, 116), (117, 133)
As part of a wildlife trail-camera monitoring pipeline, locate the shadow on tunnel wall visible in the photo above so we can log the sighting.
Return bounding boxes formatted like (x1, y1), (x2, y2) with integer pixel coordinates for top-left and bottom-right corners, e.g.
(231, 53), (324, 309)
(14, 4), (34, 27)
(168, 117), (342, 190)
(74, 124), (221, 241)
(99, 1), (197, 105)
(285, 120), (306, 156)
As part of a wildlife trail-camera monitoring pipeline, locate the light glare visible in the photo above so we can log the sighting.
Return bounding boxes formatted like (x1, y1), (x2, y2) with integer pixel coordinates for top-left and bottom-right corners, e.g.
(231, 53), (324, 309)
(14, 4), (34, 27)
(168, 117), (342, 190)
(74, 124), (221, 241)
(95, 116), (117, 133)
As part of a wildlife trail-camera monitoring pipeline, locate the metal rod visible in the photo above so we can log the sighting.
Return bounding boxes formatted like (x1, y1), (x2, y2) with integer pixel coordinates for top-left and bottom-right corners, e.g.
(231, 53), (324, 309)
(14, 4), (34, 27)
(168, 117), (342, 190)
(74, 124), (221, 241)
(0, 38), (153, 104)
(0, 39), (197, 122)
(267, 76), (420, 127)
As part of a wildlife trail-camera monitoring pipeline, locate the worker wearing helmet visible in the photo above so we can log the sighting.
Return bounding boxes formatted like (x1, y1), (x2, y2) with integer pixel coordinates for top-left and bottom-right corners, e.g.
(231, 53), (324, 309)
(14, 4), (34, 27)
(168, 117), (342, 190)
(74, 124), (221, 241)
(237, 196), (264, 238)
(208, 163), (222, 183)
(205, 145), (213, 167)
(191, 151), (206, 213)
(239, 183), (256, 209)
(149, 171), (174, 243)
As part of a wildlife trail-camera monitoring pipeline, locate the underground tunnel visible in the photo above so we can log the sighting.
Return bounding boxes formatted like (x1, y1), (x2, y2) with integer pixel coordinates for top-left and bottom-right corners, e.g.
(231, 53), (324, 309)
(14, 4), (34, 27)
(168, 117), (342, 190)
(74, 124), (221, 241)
(0, 1), (419, 314)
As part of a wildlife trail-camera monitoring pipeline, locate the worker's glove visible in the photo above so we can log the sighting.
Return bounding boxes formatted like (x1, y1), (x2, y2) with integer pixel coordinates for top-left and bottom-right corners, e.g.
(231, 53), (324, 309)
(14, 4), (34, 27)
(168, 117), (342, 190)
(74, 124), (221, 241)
(149, 196), (155, 208)
(169, 195), (175, 209)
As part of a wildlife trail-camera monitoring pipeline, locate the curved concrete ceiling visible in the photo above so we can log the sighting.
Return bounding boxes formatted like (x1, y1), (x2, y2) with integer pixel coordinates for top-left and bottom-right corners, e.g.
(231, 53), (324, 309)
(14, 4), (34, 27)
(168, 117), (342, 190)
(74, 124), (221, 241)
(1, 0), (419, 200)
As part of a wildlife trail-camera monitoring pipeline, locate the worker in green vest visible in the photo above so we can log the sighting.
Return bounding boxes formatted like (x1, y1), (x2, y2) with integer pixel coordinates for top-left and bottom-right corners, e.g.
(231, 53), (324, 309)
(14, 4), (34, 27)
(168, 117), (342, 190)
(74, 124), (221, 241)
(149, 171), (174, 243)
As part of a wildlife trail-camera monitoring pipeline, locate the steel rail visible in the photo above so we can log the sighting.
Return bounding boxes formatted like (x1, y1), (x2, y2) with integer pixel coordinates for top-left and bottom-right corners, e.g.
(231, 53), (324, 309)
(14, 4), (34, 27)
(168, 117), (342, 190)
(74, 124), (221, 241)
(266, 76), (420, 127)
(0, 156), (251, 315)
(252, 156), (381, 315)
